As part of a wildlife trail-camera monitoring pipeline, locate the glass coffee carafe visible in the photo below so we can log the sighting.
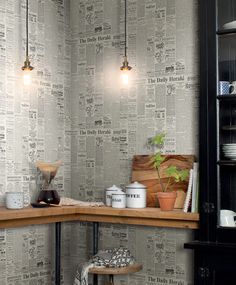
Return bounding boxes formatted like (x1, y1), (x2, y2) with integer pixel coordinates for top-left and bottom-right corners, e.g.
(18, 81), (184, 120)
(36, 160), (61, 205)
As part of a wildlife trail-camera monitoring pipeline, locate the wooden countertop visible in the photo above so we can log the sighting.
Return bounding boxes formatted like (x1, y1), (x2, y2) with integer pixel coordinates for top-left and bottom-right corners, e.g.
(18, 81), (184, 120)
(0, 206), (199, 229)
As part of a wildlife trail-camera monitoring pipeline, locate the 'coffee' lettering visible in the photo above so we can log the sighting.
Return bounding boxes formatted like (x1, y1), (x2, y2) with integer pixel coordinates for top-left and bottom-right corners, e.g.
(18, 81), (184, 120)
(126, 194), (140, 198)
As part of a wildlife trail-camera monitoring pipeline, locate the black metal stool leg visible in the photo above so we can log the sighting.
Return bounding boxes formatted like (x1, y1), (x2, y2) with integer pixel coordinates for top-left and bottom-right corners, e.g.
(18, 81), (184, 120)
(109, 274), (114, 285)
(55, 222), (61, 285)
(93, 222), (99, 285)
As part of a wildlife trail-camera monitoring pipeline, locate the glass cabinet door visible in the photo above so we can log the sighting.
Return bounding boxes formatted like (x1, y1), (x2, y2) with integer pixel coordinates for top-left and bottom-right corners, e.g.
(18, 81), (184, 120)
(217, 0), (236, 228)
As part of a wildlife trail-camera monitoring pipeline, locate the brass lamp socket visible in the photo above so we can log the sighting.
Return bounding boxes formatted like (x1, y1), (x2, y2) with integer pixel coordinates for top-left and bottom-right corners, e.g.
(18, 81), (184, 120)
(120, 56), (132, 71)
(22, 57), (34, 71)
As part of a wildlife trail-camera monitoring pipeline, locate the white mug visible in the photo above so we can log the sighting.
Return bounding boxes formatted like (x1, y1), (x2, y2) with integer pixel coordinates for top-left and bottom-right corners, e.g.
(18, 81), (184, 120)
(230, 81), (236, 94)
(220, 209), (236, 227)
(6, 192), (24, 209)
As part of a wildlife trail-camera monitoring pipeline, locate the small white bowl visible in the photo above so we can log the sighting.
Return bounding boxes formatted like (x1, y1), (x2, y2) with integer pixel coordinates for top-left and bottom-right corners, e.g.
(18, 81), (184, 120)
(222, 20), (236, 29)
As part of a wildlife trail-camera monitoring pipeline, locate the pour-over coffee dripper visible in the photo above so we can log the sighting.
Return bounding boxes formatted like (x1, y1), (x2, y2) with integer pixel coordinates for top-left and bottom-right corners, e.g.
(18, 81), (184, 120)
(36, 160), (61, 205)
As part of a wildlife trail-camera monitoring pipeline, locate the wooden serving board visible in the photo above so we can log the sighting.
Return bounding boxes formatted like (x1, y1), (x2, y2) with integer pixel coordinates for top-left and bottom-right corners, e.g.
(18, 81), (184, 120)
(131, 155), (195, 208)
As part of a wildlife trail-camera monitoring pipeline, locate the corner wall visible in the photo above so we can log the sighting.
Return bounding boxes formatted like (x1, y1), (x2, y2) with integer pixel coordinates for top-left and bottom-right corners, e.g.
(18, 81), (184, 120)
(70, 0), (198, 284)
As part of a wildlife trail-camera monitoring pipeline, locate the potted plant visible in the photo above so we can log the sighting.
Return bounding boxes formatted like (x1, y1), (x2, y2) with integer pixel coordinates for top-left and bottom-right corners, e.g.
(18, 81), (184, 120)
(149, 133), (189, 211)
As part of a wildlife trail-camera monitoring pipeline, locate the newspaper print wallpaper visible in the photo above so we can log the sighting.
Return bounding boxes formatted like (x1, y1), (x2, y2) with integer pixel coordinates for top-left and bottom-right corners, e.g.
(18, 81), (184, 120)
(70, 0), (198, 284)
(0, 0), (71, 284)
(0, 0), (199, 284)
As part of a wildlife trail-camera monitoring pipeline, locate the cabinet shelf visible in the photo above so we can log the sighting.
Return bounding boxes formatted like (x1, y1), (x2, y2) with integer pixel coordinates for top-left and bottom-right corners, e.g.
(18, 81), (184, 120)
(217, 160), (236, 166)
(222, 125), (236, 131)
(217, 94), (236, 100)
(217, 28), (236, 35)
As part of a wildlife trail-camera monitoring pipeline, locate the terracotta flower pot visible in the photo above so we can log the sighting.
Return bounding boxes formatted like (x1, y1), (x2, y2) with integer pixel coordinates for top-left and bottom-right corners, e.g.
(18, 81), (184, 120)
(157, 191), (177, 211)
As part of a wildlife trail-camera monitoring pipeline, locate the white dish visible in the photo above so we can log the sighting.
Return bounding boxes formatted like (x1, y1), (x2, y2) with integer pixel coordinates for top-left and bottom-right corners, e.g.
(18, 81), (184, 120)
(224, 156), (236, 159)
(222, 20), (236, 30)
(222, 147), (236, 149)
(224, 155), (236, 157)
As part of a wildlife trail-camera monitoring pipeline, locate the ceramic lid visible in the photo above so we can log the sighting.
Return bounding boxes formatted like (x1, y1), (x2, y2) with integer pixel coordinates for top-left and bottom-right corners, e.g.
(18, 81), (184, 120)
(126, 181), (146, 189)
(106, 185), (123, 192)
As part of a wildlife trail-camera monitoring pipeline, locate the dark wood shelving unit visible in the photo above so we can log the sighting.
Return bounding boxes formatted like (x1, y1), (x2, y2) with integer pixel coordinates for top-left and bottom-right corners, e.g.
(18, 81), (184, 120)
(185, 1), (236, 284)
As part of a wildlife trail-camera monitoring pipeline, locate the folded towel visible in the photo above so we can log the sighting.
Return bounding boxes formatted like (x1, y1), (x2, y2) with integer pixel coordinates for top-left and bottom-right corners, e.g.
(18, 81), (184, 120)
(74, 248), (135, 285)
(58, 197), (104, 207)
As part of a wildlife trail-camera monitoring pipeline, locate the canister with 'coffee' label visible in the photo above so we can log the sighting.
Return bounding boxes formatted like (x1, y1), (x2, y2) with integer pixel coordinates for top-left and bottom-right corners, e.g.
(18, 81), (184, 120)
(125, 181), (146, 208)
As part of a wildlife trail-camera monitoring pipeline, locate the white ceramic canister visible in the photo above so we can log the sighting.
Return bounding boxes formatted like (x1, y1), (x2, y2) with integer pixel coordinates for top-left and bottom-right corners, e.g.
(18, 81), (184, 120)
(126, 181), (146, 208)
(5, 192), (24, 209)
(105, 185), (123, 206)
(112, 192), (126, 208)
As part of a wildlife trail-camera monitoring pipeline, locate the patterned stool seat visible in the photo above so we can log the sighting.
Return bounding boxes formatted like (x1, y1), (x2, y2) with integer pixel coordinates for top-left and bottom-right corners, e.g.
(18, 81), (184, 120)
(89, 263), (142, 285)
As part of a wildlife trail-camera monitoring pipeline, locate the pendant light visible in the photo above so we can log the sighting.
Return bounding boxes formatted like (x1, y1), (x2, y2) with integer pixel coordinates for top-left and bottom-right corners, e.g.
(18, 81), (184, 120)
(120, 0), (132, 85)
(22, 0), (34, 85)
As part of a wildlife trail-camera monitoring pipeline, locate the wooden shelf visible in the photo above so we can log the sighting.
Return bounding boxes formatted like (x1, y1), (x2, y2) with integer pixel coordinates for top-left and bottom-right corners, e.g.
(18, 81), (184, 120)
(0, 206), (199, 230)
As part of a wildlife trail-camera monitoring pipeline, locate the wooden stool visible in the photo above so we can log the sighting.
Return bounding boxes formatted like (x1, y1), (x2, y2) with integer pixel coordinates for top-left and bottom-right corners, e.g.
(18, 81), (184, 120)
(89, 263), (142, 285)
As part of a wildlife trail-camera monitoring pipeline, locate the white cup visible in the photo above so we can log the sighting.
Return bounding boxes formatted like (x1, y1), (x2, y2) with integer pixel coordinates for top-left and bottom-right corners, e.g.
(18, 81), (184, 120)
(6, 192), (24, 209)
(220, 209), (236, 227)
(230, 81), (236, 94)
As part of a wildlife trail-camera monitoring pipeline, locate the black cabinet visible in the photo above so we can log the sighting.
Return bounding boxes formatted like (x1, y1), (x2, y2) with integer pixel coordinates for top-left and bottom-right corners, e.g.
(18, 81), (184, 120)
(185, 0), (236, 283)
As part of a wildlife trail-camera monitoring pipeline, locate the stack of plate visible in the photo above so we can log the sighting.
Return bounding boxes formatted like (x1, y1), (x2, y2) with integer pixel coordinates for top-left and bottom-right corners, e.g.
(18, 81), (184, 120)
(222, 144), (236, 160)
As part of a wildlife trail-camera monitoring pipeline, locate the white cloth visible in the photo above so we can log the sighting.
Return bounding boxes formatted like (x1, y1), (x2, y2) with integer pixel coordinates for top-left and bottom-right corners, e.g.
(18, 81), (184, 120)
(74, 262), (95, 285)
(58, 197), (104, 207)
(39, 197), (104, 207)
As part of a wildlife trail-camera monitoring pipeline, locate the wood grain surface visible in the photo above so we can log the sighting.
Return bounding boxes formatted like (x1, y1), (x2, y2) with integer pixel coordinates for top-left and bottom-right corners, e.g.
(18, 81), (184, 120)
(0, 205), (199, 229)
(131, 155), (195, 208)
(89, 263), (143, 275)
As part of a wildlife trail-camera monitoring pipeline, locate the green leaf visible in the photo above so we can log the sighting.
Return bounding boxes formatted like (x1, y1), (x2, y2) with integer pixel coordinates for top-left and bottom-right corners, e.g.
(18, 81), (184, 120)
(165, 166), (177, 177)
(153, 152), (165, 168)
(151, 133), (165, 146)
(165, 167), (190, 183)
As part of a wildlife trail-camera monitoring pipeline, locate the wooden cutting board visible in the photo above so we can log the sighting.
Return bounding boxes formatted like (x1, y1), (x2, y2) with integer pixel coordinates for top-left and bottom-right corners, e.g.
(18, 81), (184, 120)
(131, 155), (195, 208)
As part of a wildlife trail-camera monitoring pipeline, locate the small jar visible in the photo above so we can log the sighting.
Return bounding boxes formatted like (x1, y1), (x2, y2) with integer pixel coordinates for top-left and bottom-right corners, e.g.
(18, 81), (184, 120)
(112, 192), (126, 208)
(105, 185), (122, 206)
(5, 192), (24, 209)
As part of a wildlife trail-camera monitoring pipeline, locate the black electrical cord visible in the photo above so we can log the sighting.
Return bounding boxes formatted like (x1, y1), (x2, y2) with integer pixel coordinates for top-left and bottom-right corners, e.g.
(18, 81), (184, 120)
(26, 0), (29, 58)
(124, 0), (127, 57)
